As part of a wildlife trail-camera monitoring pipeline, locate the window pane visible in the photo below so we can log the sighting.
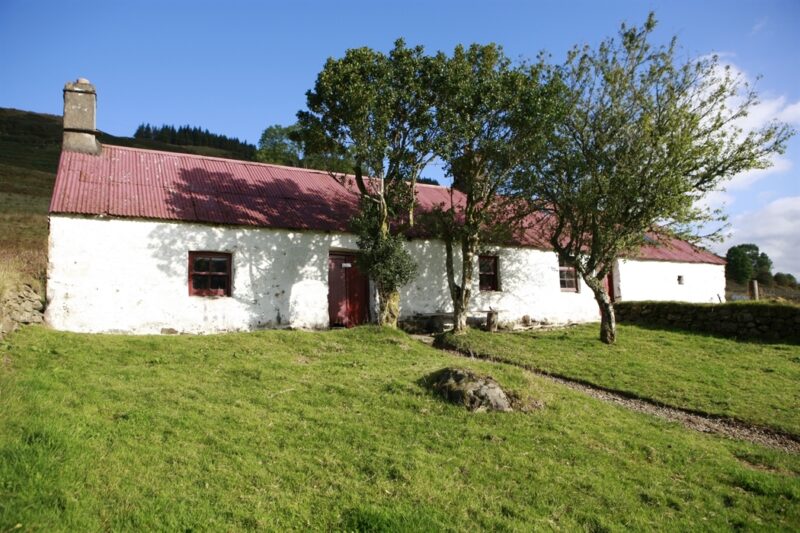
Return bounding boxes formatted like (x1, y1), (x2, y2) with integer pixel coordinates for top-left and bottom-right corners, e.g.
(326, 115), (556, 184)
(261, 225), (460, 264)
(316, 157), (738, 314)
(192, 274), (209, 290)
(210, 275), (228, 290)
(479, 256), (496, 275)
(210, 258), (228, 273)
(194, 257), (210, 272)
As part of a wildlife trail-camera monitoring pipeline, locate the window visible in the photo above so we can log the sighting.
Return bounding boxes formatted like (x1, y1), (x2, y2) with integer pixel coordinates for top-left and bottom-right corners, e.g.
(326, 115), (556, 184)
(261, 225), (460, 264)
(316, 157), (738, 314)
(677, 275), (684, 285)
(559, 257), (579, 292)
(189, 251), (232, 296)
(479, 255), (499, 291)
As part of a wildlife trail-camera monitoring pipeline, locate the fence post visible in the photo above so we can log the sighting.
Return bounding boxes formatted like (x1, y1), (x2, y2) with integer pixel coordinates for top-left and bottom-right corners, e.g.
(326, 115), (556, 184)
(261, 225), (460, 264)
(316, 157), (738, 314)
(748, 279), (760, 300)
(486, 310), (499, 332)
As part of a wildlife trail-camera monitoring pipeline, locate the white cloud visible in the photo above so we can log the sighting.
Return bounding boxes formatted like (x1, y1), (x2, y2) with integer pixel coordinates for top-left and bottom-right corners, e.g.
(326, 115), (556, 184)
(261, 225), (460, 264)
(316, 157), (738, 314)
(750, 17), (768, 36)
(725, 155), (792, 191)
(723, 196), (800, 274)
(778, 101), (800, 124)
(697, 189), (734, 212)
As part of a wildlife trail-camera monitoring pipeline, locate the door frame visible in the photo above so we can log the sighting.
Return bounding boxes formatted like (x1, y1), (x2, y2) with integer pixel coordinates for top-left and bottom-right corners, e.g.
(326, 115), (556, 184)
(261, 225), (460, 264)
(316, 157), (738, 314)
(327, 251), (369, 327)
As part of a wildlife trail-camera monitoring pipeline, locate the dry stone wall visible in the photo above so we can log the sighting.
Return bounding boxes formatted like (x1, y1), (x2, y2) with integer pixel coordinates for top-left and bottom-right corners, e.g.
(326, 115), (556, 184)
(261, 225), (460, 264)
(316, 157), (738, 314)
(0, 284), (44, 338)
(615, 301), (800, 343)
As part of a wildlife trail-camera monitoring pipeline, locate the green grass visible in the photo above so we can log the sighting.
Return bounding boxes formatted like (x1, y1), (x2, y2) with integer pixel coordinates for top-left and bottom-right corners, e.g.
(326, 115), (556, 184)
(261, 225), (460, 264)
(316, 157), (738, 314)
(2, 326), (799, 530)
(440, 324), (800, 436)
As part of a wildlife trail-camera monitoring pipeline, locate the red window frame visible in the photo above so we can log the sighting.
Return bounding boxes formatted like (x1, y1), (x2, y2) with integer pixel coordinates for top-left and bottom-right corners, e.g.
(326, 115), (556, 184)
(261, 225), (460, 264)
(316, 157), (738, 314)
(559, 257), (579, 292)
(188, 251), (232, 297)
(479, 255), (500, 292)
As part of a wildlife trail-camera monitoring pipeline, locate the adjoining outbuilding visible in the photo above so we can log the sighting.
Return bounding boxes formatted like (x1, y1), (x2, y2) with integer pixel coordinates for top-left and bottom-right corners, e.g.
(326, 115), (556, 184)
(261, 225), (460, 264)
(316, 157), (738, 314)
(45, 80), (726, 334)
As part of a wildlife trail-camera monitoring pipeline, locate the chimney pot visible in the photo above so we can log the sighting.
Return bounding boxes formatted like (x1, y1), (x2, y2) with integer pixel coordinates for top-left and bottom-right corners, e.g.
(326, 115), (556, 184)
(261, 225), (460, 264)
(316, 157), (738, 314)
(63, 77), (101, 155)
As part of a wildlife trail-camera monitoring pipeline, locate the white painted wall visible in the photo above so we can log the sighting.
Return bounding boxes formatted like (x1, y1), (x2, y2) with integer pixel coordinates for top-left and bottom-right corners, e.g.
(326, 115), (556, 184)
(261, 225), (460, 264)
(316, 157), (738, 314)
(46, 216), (359, 334)
(47, 215), (607, 334)
(402, 241), (601, 324)
(614, 258), (726, 303)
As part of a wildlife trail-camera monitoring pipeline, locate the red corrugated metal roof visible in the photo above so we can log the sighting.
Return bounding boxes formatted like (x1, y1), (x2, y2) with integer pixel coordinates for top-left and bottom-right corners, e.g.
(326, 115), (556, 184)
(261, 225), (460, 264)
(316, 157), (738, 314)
(50, 144), (724, 265)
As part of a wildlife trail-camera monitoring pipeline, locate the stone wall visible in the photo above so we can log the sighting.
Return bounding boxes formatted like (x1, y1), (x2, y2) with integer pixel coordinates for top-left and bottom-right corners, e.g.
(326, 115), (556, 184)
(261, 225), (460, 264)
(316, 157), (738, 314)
(0, 284), (44, 338)
(615, 301), (800, 343)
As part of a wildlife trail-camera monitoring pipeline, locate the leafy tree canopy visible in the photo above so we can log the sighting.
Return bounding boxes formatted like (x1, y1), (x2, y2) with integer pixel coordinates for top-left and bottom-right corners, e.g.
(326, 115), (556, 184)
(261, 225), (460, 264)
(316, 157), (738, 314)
(774, 272), (798, 289)
(255, 123), (354, 172)
(426, 43), (564, 332)
(725, 243), (773, 284)
(514, 13), (794, 343)
(295, 39), (438, 326)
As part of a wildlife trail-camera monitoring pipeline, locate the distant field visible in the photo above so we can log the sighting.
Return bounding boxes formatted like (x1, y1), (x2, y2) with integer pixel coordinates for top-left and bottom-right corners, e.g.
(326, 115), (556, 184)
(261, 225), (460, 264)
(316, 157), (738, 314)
(1, 325), (798, 530)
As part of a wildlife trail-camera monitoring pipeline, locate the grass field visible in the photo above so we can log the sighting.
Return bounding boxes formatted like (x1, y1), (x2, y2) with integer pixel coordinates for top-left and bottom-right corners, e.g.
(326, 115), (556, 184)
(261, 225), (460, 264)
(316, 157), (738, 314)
(1, 325), (799, 530)
(439, 324), (800, 436)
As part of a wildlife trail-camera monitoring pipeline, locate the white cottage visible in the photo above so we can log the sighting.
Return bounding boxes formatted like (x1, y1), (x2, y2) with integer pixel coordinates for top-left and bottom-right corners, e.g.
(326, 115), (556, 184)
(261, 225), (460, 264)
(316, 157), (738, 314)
(46, 80), (726, 334)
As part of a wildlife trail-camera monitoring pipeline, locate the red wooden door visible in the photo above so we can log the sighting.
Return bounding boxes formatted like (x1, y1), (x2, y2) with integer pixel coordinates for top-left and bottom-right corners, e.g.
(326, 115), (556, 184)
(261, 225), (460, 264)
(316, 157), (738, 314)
(328, 253), (369, 327)
(604, 270), (615, 303)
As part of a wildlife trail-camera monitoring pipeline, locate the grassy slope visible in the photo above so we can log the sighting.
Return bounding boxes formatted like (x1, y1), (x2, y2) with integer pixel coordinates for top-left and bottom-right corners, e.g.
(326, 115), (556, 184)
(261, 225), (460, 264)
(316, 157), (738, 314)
(726, 278), (800, 304)
(0, 107), (254, 294)
(1, 326), (798, 531)
(441, 324), (800, 436)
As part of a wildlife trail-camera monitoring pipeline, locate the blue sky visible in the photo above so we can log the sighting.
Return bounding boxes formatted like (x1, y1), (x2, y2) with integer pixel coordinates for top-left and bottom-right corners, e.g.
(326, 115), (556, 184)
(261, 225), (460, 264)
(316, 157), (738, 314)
(1, 0), (799, 272)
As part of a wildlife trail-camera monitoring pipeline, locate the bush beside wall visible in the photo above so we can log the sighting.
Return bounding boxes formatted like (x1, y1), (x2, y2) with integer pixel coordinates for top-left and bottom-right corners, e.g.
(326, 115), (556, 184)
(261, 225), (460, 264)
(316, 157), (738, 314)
(614, 301), (800, 343)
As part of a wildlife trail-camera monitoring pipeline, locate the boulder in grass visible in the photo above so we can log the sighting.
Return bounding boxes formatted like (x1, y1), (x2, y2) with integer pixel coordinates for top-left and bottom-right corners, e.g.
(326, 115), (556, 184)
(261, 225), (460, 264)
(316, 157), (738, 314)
(426, 367), (512, 412)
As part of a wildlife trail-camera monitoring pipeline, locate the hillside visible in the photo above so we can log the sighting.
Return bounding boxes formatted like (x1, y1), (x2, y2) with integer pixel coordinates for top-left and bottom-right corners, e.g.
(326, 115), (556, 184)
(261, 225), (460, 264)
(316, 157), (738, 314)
(726, 279), (800, 304)
(0, 107), (256, 294)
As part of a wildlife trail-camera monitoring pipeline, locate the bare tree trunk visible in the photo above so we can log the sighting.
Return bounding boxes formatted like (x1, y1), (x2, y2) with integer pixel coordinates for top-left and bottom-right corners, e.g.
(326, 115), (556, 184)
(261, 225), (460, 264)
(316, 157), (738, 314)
(444, 237), (470, 334)
(377, 284), (400, 328)
(584, 275), (616, 344)
(374, 205), (401, 327)
(453, 237), (475, 334)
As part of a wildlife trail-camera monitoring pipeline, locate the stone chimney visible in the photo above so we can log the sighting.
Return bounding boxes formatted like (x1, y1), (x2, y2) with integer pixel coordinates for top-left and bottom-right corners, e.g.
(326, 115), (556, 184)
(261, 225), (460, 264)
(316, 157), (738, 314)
(63, 78), (101, 155)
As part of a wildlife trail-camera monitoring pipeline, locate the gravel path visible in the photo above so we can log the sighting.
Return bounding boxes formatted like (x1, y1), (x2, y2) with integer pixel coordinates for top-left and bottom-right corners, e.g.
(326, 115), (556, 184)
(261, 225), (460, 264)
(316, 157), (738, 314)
(413, 334), (800, 454)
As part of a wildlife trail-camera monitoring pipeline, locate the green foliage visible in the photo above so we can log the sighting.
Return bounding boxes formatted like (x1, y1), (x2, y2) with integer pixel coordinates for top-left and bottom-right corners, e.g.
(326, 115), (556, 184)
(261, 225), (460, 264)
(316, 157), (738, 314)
(514, 13), (794, 342)
(297, 38), (437, 186)
(255, 123), (354, 172)
(756, 269), (774, 286)
(255, 124), (302, 166)
(133, 123), (256, 159)
(426, 43), (563, 331)
(296, 39), (439, 324)
(2, 325), (800, 529)
(774, 272), (798, 289)
(352, 201), (417, 293)
(726, 244), (774, 284)
(727, 246), (755, 284)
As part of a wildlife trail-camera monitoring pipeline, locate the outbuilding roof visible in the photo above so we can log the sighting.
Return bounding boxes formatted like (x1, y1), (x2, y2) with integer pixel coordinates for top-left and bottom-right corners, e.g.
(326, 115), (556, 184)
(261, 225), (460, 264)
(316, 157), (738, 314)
(50, 144), (725, 265)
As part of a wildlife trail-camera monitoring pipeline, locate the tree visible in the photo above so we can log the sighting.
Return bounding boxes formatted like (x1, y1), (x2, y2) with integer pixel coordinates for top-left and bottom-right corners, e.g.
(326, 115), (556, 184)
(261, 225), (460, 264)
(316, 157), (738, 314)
(726, 246), (753, 284)
(726, 243), (773, 284)
(296, 39), (437, 327)
(515, 13), (793, 344)
(255, 124), (302, 167)
(774, 272), (798, 289)
(255, 123), (354, 172)
(429, 44), (563, 333)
